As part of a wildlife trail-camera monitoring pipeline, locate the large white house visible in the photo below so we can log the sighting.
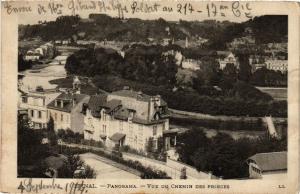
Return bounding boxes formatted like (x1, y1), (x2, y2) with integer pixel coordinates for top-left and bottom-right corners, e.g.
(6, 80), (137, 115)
(83, 88), (170, 152)
(18, 87), (61, 129)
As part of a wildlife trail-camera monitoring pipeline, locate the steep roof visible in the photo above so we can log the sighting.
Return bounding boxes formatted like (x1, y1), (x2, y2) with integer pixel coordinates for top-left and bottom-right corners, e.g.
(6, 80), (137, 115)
(87, 95), (107, 117)
(111, 90), (151, 102)
(47, 93), (88, 112)
(248, 151), (287, 172)
(103, 99), (122, 113)
(114, 108), (130, 121)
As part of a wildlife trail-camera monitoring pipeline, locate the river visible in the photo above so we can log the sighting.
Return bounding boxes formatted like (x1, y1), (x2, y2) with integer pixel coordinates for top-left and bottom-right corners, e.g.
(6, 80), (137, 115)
(19, 54), (70, 91)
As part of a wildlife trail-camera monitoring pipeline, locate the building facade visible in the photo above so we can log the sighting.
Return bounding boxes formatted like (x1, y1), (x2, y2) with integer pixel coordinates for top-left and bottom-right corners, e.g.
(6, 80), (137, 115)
(18, 88), (61, 129)
(47, 92), (90, 133)
(265, 60), (288, 73)
(83, 89), (169, 152)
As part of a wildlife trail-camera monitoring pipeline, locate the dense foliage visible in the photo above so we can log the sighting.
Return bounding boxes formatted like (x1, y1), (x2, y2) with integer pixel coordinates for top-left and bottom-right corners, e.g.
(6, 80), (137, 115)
(176, 128), (287, 179)
(65, 45), (178, 86)
(18, 53), (32, 72)
(90, 75), (287, 117)
(208, 15), (287, 49)
(19, 14), (287, 47)
(17, 115), (95, 178)
(250, 67), (287, 87)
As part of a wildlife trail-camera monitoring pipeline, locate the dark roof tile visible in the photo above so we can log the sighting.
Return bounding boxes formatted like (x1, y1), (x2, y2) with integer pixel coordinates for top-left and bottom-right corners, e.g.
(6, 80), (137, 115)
(47, 93), (88, 112)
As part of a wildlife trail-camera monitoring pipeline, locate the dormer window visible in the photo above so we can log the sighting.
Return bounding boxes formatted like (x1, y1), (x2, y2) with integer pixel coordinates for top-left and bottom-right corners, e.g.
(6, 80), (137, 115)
(56, 100), (61, 107)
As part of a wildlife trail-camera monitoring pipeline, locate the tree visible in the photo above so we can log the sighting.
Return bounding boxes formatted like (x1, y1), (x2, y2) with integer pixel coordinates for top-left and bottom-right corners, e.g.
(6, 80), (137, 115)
(199, 56), (220, 85)
(237, 54), (252, 82)
(18, 54), (32, 72)
(176, 128), (210, 165)
(47, 116), (57, 146)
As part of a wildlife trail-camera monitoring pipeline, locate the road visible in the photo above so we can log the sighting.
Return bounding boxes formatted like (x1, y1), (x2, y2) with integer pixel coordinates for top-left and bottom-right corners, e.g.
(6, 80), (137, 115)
(80, 153), (140, 179)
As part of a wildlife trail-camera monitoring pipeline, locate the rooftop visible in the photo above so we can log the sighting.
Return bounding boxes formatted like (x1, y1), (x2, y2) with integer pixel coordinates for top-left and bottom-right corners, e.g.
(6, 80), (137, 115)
(111, 89), (152, 102)
(248, 151), (287, 172)
(87, 95), (107, 117)
(47, 93), (88, 112)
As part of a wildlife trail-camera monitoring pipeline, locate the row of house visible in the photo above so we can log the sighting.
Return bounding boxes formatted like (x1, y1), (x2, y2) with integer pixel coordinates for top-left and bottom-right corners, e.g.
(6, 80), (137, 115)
(18, 77), (175, 152)
(18, 76), (287, 179)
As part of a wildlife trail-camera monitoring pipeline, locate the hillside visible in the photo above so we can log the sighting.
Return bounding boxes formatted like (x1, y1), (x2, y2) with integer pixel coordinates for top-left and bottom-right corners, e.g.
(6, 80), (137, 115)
(19, 14), (287, 47)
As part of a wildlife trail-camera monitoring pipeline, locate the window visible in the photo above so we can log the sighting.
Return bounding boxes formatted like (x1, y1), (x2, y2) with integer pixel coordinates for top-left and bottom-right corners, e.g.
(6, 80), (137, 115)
(153, 139), (158, 149)
(38, 111), (42, 118)
(153, 125), (157, 136)
(22, 97), (27, 103)
(103, 125), (106, 134)
(61, 114), (63, 122)
(31, 110), (34, 118)
(119, 121), (123, 131)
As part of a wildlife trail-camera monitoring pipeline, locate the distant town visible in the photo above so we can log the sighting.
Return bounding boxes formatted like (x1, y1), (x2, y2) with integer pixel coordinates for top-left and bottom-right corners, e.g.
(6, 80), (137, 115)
(18, 14), (287, 180)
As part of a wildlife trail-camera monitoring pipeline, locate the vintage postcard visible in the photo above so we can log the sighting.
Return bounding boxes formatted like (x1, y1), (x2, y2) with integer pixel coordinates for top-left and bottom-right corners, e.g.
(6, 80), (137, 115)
(1, 0), (300, 194)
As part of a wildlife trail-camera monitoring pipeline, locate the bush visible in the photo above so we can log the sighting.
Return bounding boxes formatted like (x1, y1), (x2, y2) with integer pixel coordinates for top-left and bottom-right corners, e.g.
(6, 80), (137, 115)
(81, 139), (105, 148)
(57, 129), (84, 144)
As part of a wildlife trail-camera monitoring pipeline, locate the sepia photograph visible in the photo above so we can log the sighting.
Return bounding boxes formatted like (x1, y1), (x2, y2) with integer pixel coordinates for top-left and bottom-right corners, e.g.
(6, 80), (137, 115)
(1, 1), (299, 194)
(17, 9), (288, 180)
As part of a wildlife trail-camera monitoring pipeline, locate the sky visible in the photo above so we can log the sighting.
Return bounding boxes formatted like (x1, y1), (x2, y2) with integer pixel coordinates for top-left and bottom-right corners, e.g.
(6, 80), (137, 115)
(3, 0), (256, 25)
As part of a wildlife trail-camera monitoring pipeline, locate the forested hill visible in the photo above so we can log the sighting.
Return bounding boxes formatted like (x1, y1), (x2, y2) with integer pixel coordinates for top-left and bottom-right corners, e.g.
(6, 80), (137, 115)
(19, 14), (287, 46)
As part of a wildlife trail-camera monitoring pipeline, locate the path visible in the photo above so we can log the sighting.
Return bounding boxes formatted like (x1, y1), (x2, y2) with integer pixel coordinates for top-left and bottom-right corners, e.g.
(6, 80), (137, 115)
(80, 153), (140, 179)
